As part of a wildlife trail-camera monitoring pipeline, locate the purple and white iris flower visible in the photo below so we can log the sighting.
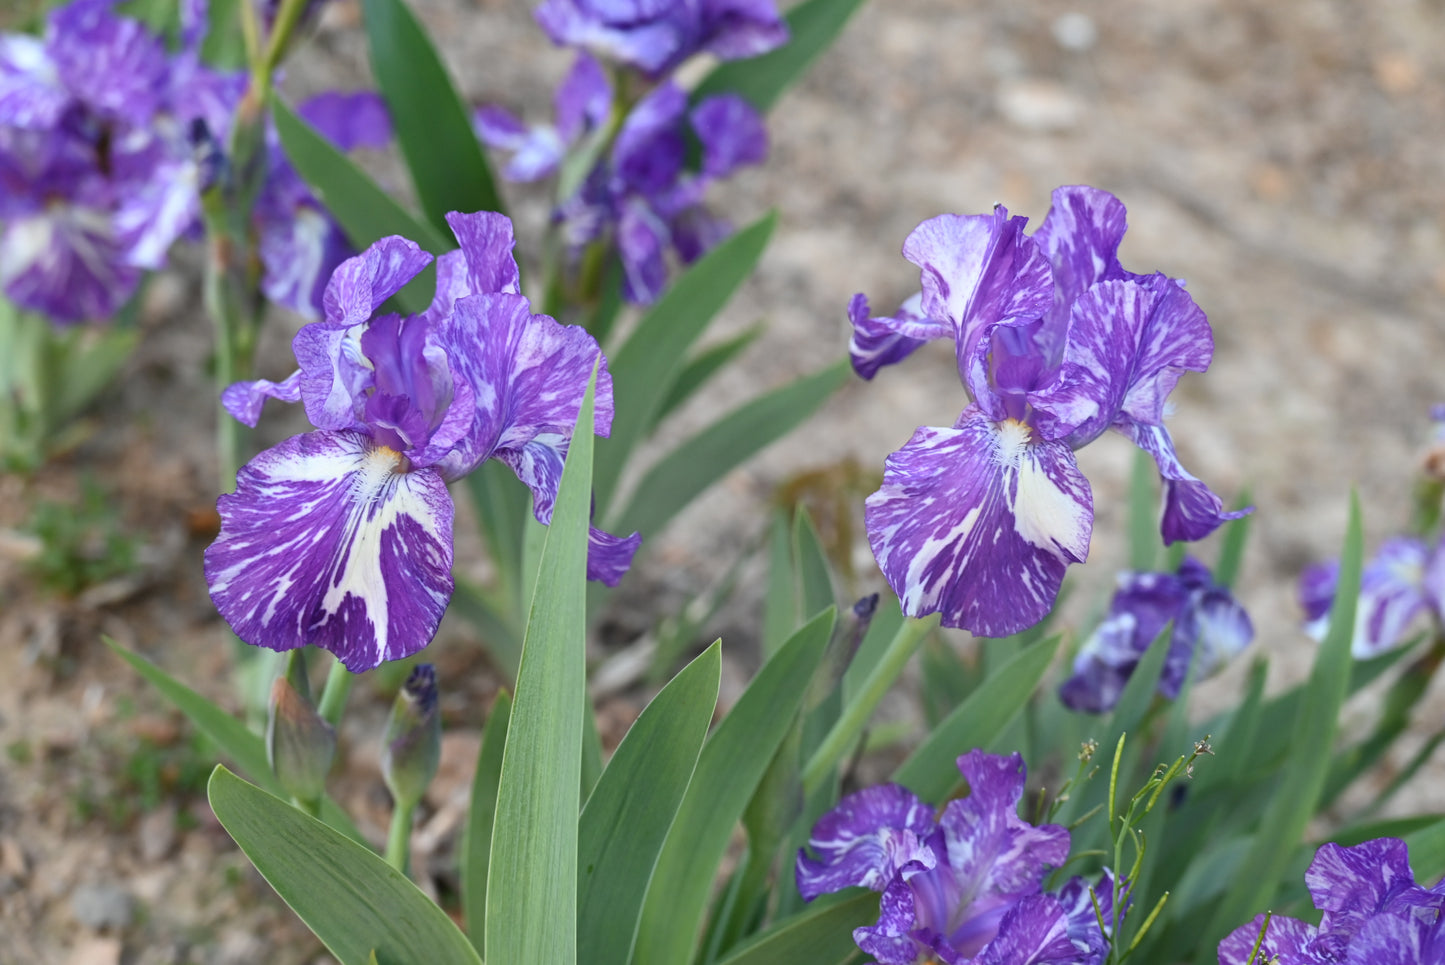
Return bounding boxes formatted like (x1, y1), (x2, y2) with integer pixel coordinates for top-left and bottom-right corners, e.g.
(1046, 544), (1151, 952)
(1299, 535), (1445, 659)
(478, 53), (767, 304)
(205, 212), (641, 672)
(1059, 556), (1254, 713)
(1217, 837), (1445, 964)
(0, 0), (241, 322)
(855, 186), (1248, 638)
(796, 749), (1118, 965)
(533, 0), (788, 78)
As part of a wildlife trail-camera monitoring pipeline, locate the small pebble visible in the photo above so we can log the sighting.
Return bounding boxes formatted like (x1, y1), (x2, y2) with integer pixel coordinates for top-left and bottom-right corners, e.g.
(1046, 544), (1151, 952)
(70, 882), (135, 931)
(1052, 12), (1098, 52)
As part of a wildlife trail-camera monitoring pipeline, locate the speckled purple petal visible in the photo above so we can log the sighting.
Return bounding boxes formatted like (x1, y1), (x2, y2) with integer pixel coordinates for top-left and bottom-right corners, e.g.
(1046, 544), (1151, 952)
(1030, 276), (1211, 446)
(796, 783), (938, 901)
(1033, 185), (1131, 311)
(616, 200), (669, 304)
(435, 292), (612, 491)
(49, 0), (169, 125)
(222, 370), (303, 427)
(941, 751), (1070, 905)
(1123, 420), (1250, 544)
(205, 430), (455, 672)
(1343, 911), (1445, 965)
(1058, 609), (1146, 715)
(614, 82), (686, 196)
(1189, 583), (1254, 680)
(293, 321), (372, 430)
(865, 407), (1092, 637)
(854, 877), (928, 965)
(444, 210), (522, 297)
(321, 236), (433, 329)
(298, 91), (392, 152)
(973, 894), (1079, 965)
(692, 94), (767, 179)
(110, 143), (201, 269)
(0, 204), (139, 324)
(259, 205), (352, 319)
(1353, 538), (1430, 658)
(586, 525), (641, 586)
(1309, 840), (1422, 941)
(847, 292), (949, 380)
(1057, 872), (1118, 965)
(554, 52), (611, 143)
(699, 0), (789, 61)
(0, 35), (68, 129)
(1217, 914), (1324, 965)
(901, 210), (1053, 415)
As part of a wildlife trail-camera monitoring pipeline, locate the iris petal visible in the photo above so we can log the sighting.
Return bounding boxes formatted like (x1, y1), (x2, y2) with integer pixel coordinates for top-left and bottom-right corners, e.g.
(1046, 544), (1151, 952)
(866, 408), (1091, 637)
(205, 430), (455, 672)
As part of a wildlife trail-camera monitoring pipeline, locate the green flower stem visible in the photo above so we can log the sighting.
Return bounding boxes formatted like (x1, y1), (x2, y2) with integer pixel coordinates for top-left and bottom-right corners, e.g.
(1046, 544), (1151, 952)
(317, 658), (355, 729)
(801, 612), (940, 796)
(385, 798), (417, 876)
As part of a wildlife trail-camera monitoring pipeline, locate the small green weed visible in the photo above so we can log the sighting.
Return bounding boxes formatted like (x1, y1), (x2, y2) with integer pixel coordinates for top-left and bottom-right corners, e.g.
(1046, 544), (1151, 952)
(23, 476), (140, 596)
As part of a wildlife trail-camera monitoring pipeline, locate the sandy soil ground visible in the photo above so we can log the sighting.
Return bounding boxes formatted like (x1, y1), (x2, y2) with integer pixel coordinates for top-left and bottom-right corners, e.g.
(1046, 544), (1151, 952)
(2, 0), (1444, 960)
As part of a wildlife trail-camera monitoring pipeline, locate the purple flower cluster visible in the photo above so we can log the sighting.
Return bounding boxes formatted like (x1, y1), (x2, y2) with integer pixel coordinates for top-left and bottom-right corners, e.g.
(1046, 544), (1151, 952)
(1060, 557), (1254, 714)
(854, 186), (1249, 638)
(0, 0), (240, 322)
(478, 0), (780, 304)
(205, 212), (640, 672)
(1300, 535), (1445, 659)
(0, 0), (390, 324)
(1218, 837), (1445, 964)
(797, 749), (1119, 965)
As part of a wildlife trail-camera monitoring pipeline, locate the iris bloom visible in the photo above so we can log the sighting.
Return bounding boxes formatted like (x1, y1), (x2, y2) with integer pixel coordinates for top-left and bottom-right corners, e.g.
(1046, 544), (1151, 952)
(1218, 837), (1445, 964)
(205, 212), (640, 671)
(0, 0), (239, 322)
(1059, 557), (1254, 713)
(1299, 535), (1445, 658)
(796, 749), (1117, 965)
(533, 0), (788, 78)
(478, 54), (767, 303)
(854, 186), (1248, 638)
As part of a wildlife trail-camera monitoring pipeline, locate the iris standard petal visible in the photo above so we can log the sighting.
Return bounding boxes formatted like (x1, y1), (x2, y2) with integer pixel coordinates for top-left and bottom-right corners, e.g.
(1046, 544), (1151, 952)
(1123, 420), (1249, 544)
(533, 0), (683, 75)
(1217, 914), (1324, 965)
(865, 408), (1092, 637)
(553, 51), (611, 143)
(900, 210), (1053, 414)
(973, 894), (1079, 965)
(443, 210), (522, 297)
(293, 320), (372, 430)
(796, 783), (938, 901)
(1032, 185), (1131, 312)
(1030, 277), (1211, 446)
(1353, 538), (1431, 658)
(49, 0), (169, 126)
(692, 94), (767, 179)
(437, 292), (612, 485)
(1308, 839), (1421, 940)
(259, 205), (351, 319)
(205, 430), (455, 672)
(699, 0), (789, 61)
(321, 235), (433, 329)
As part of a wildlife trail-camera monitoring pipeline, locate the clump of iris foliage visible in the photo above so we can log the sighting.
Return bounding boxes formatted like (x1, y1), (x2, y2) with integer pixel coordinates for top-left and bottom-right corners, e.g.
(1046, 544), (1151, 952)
(5, 0), (1445, 963)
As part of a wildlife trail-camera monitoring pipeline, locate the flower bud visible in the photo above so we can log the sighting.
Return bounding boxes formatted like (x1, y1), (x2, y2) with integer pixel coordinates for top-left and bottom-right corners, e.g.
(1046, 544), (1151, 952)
(381, 664), (441, 811)
(266, 650), (336, 807)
